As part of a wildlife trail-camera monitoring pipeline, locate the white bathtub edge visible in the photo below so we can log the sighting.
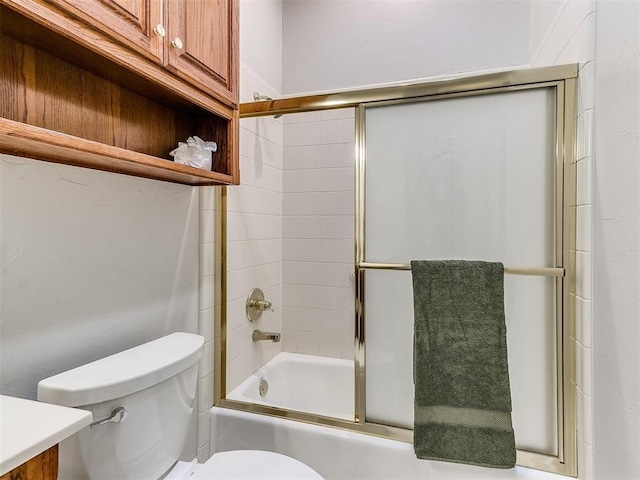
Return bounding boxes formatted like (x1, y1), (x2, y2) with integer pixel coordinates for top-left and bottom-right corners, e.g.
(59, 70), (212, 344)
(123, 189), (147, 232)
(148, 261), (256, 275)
(210, 407), (570, 480)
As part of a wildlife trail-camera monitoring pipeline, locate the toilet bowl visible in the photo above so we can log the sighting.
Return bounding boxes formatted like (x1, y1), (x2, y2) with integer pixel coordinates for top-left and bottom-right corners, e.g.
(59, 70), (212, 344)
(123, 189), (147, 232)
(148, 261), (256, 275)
(37, 333), (324, 480)
(165, 451), (323, 480)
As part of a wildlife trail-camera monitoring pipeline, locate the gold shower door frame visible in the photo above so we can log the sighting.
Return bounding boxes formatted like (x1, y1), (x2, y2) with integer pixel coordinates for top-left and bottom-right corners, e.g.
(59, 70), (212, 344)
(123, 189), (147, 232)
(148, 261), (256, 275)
(219, 64), (578, 477)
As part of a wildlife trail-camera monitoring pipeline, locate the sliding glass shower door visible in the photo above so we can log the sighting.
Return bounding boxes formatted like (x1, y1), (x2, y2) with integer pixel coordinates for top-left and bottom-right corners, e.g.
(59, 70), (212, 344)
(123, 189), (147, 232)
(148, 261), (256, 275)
(229, 65), (577, 476)
(361, 88), (559, 455)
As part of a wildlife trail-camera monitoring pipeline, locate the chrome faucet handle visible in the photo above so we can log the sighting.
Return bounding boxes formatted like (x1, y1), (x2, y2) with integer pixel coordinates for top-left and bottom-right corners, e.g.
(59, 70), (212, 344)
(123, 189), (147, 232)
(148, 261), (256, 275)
(90, 407), (128, 428)
(249, 299), (272, 311)
(246, 288), (273, 321)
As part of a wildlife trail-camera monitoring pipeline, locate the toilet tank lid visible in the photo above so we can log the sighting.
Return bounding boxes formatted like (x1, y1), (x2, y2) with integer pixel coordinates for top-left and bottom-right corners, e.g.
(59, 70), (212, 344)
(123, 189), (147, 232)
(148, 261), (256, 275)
(37, 333), (204, 407)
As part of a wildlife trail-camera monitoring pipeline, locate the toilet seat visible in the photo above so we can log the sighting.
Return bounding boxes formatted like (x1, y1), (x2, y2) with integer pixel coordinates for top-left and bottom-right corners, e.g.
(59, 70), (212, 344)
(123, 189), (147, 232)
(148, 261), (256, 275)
(190, 450), (324, 480)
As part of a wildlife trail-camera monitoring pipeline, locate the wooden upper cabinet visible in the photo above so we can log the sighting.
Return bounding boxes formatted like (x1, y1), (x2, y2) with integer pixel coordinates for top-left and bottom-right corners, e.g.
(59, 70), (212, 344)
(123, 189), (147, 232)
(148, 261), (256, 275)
(0, 0), (240, 185)
(44, 0), (238, 106)
(165, 0), (238, 106)
(46, 0), (164, 63)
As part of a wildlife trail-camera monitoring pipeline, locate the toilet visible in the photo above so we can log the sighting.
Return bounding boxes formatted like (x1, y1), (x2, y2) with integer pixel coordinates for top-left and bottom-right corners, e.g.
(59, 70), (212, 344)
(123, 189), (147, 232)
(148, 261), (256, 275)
(37, 333), (323, 479)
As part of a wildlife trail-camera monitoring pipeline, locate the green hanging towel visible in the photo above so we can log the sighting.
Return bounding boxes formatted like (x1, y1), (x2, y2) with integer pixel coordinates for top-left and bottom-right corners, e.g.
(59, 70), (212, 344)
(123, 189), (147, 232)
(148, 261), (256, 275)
(411, 260), (516, 469)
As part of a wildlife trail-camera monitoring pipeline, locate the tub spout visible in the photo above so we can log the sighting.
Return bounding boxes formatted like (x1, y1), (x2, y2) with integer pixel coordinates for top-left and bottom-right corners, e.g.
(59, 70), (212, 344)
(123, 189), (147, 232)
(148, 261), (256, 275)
(252, 330), (281, 343)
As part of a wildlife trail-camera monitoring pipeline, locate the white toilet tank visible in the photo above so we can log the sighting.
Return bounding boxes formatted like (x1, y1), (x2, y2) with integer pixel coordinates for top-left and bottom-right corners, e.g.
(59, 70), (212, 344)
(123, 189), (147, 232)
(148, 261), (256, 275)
(38, 333), (204, 480)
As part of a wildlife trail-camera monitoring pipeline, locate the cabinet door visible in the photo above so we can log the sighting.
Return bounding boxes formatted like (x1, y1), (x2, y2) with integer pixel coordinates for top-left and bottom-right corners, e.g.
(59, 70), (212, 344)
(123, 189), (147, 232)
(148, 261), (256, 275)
(46, 0), (164, 63)
(165, 0), (238, 106)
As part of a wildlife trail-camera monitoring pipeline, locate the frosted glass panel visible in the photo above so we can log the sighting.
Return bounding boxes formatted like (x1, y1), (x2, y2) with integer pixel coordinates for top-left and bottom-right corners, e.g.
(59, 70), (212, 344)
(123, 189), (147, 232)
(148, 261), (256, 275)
(365, 270), (557, 455)
(365, 88), (555, 266)
(365, 271), (415, 429)
(364, 88), (558, 456)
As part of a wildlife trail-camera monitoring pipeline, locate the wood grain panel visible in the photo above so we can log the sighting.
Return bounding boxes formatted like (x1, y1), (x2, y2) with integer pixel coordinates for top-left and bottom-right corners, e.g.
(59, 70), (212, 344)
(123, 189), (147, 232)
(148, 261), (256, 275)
(0, 33), (238, 184)
(197, 115), (229, 176)
(109, 0), (141, 21)
(184, 0), (228, 81)
(148, 99), (168, 157)
(0, 35), (35, 124)
(119, 86), (151, 154)
(45, 0), (163, 63)
(0, 1), (236, 112)
(34, 49), (84, 137)
(81, 71), (117, 145)
(166, 0), (238, 105)
(196, 108), (238, 182)
(0, 118), (234, 185)
(0, 445), (58, 480)
(229, 107), (239, 181)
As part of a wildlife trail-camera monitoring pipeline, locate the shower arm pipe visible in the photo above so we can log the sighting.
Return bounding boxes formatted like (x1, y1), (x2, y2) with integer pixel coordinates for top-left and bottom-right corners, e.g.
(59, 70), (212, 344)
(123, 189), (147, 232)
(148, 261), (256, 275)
(358, 262), (565, 277)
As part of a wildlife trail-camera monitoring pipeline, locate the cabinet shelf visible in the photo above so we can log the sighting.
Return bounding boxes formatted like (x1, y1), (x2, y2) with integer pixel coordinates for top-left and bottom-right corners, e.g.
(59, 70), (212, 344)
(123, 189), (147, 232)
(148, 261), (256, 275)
(0, 118), (232, 186)
(0, 0), (239, 186)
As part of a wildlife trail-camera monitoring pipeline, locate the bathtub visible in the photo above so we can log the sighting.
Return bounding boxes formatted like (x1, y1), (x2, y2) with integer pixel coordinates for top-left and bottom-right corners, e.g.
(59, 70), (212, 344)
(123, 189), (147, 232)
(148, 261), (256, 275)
(216, 352), (568, 480)
(226, 352), (354, 421)
(210, 408), (568, 480)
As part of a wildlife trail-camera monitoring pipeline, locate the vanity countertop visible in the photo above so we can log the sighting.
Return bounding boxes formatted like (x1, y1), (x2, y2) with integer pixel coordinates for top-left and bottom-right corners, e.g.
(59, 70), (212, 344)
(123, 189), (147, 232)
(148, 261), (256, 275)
(0, 394), (92, 475)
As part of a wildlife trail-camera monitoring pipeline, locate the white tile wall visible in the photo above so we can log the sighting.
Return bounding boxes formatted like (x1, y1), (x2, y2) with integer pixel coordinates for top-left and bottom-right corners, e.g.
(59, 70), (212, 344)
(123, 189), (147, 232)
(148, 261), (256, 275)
(575, 60), (595, 480)
(197, 185), (218, 461)
(281, 109), (355, 360)
(531, 2), (595, 477)
(226, 64), (284, 393)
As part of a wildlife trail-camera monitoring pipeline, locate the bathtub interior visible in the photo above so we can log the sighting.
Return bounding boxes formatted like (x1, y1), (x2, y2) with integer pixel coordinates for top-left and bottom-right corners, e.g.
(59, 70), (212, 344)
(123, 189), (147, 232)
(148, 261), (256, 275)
(226, 352), (354, 421)
(227, 105), (358, 404)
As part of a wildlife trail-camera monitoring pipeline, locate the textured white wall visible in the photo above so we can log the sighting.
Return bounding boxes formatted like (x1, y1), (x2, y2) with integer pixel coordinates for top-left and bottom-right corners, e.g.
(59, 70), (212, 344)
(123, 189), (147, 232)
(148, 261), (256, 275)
(592, 1), (640, 478)
(282, 0), (531, 95)
(530, 0), (566, 59)
(240, 0), (283, 93)
(0, 155), (199, 401)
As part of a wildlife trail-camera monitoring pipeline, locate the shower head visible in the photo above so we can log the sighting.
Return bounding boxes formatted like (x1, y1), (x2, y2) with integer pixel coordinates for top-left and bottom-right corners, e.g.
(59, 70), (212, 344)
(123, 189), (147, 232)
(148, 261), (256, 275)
(253, 92), (272, 102)
(253, 92), (283, 119)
